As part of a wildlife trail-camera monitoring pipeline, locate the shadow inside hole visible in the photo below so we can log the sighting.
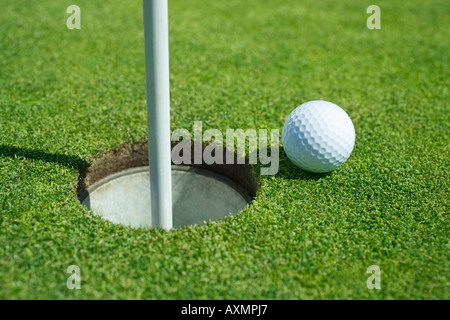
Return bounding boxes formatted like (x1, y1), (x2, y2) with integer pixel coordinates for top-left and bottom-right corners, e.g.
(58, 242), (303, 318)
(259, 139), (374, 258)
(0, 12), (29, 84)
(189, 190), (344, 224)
(77, 141), (259, 228)
(80, 166), (252, 228)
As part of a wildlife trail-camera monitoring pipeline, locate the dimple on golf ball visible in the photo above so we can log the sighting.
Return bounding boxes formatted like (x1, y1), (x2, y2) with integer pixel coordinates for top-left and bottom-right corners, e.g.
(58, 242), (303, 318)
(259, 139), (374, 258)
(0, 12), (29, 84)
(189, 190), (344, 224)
(282, 100), (355, 173)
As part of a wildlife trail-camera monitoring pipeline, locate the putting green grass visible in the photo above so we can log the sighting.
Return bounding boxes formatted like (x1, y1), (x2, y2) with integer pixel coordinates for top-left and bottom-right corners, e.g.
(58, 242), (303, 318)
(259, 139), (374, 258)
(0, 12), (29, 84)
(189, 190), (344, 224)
(0, 0), (448, 299)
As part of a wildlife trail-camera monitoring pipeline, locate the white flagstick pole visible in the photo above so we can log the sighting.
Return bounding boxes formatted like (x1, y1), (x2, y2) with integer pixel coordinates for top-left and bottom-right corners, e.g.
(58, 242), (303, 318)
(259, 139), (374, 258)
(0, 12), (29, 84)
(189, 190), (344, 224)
(143, 0), (173, 230)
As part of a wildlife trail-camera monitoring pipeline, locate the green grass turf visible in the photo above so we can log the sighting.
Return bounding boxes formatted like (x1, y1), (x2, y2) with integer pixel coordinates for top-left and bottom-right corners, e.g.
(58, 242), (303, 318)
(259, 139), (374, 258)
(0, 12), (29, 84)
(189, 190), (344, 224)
(0, 0), (449, 299)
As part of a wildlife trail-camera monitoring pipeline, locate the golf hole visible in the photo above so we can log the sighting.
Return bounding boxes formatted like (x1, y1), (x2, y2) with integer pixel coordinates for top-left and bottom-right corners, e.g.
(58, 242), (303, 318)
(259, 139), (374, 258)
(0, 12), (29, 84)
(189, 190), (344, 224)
(77, 142), (259, 228)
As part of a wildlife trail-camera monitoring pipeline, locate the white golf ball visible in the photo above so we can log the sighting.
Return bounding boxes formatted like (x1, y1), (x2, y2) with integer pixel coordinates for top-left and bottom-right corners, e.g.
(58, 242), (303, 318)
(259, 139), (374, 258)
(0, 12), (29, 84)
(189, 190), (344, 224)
(282, 100), (355, 173)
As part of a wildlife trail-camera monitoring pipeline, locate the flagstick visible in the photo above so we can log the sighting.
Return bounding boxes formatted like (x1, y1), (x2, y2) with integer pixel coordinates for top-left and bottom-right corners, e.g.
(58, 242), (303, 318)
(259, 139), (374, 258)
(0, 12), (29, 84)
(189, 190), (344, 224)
(143, 0), (173, 230)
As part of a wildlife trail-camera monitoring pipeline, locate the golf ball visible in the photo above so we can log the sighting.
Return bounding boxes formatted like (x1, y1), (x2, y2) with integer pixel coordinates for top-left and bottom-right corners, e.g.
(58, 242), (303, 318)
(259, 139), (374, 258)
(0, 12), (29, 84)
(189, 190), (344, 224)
(282, 100), (355, 173)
